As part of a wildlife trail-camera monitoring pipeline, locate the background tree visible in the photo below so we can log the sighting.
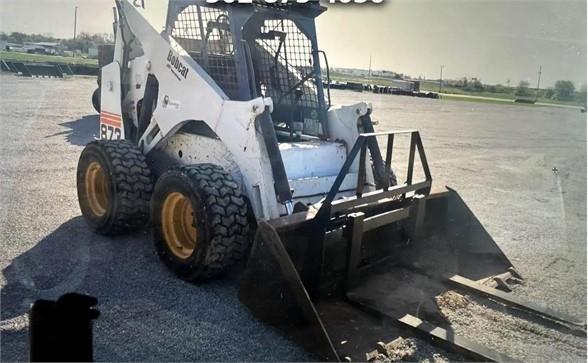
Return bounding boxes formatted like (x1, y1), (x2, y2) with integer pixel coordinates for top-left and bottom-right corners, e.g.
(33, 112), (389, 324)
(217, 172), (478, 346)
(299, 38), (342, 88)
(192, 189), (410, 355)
(515, 80), (531, 96)
(1, 31), (114, 53)
(464, 78), (484, 92)
(576, 84), (587, 107)
(543, 88), (555, 99)
(0, 32), (57, 43)
(58, 32), (113, 52)
(552, 80), (576, 101)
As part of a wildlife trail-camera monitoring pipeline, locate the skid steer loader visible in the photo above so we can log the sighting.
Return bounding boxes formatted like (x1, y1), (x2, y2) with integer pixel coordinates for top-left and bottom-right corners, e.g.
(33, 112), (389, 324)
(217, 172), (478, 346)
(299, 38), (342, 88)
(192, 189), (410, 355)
(77, 0), (585, 361)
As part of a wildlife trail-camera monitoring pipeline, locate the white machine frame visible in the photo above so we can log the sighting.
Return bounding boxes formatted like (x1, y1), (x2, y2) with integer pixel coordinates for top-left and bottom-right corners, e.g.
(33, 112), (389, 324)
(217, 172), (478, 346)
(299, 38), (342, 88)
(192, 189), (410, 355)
(100, 0), (377, 220)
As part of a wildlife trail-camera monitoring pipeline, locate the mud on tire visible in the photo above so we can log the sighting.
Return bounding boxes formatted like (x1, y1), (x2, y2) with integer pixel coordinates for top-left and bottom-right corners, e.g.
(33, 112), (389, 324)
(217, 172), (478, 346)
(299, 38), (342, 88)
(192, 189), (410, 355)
(151, 164), (251, 282)
(77, 140), (153, 235)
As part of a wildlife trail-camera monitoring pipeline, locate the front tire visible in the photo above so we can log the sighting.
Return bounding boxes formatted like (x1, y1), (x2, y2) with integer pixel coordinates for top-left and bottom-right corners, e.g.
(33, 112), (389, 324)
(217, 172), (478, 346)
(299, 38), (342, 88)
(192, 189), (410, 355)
(152, 164), (250, 282)
(92, 88), (101, 113)
(77, 140), (153, 235)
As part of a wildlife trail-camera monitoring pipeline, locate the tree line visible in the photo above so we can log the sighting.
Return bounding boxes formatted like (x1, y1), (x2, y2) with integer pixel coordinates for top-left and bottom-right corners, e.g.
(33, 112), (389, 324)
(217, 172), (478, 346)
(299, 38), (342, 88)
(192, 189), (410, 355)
(1, 32), (114, 53)
(515, 80), (586, 103)
(444, 76), (586, 104)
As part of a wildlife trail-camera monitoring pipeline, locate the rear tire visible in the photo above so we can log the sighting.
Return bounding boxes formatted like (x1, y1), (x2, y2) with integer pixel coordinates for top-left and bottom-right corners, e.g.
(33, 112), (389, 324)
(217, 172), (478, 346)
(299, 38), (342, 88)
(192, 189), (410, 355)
(92, 88), (101, 113)
(77, 140), (153, 235)
(151, 164), (250, 282)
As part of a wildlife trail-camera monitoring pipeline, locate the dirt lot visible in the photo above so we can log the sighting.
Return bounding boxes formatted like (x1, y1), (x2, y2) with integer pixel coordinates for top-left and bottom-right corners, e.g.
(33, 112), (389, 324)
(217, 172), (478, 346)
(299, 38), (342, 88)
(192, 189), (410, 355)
(0, 74), (586, 361)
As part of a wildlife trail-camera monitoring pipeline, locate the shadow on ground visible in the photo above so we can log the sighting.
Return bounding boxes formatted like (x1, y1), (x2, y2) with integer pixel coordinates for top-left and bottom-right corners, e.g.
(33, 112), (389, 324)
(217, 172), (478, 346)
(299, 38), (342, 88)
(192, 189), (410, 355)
(45, 115), (99, 146)
(1, 217), (306, 362)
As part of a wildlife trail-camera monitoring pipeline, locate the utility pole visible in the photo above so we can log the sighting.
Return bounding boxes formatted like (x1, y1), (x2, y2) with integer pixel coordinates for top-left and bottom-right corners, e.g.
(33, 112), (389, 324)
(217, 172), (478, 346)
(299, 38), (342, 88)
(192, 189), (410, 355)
(368, 55), (372, 83)
(74, 6), (78, 40)
(439, 65), (444, 93)
(534, 65), (542, 102)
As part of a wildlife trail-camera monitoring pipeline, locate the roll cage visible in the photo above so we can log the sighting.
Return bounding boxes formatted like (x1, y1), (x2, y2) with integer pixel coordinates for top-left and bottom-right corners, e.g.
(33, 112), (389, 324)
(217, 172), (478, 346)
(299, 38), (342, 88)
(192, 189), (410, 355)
(165, 0), (331, 139)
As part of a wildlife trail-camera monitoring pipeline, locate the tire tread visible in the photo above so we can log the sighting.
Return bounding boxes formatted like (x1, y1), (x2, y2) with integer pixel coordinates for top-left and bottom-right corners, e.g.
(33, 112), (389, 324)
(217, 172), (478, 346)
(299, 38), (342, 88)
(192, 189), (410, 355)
(181, 164), (250, 280)
(89, 140), (152, 235)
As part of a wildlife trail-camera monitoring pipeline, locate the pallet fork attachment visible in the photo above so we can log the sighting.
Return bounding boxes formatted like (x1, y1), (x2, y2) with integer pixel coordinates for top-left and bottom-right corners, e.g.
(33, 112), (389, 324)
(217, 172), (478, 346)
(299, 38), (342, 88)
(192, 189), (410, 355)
(239, 131), (585, 361)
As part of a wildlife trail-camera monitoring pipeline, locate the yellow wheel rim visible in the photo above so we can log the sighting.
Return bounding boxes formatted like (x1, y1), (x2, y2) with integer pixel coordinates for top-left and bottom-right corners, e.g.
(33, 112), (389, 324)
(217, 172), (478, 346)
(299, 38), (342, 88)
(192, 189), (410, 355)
(161, 192), (197, 260)
(85, 161), (109, 217)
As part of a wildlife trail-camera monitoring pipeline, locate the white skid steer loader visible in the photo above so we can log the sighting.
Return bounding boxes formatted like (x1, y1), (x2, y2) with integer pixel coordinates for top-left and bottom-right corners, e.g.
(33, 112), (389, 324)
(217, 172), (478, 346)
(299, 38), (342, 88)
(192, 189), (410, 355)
(77, 0), (585, 361)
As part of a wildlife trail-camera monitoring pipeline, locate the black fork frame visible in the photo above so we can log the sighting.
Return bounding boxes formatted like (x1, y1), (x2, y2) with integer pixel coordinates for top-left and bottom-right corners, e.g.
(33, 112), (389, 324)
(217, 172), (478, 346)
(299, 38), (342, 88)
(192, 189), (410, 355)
(317, 130), (432, 221)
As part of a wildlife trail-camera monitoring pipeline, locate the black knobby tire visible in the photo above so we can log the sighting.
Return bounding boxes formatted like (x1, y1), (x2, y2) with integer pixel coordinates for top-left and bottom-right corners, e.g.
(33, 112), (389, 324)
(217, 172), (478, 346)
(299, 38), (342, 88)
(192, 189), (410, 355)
(92, 88), (101, 113)
(77, 140), (153, 235)
(152, 164), (251, 282)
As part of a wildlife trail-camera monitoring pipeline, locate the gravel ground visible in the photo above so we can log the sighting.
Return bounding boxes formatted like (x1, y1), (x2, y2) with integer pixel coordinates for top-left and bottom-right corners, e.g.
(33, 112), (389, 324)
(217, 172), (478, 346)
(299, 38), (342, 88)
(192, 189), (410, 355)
(0, 74), (307, 362)
(437, 291), (585, 362)
(0, 74), (586, 361)
(367, 336), (464, 363)
(341, 89), (587, 319)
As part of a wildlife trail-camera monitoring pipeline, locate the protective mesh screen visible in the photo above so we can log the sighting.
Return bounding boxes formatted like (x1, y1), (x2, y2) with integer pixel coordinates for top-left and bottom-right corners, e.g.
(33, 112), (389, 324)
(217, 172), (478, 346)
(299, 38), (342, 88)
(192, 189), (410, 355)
(171, 5), (239, 99)
(254, 19), (319, 110)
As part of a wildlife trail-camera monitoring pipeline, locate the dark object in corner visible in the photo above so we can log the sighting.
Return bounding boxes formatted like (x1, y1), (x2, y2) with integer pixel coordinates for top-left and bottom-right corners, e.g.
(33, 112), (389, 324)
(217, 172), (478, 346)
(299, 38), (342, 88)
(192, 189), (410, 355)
(29, 293), (100, 362)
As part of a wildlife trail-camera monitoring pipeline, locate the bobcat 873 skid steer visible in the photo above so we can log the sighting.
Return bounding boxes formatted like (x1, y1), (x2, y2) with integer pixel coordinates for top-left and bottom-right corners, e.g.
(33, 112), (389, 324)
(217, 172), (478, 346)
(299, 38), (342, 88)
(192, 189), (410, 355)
(77, 0), (585, 361)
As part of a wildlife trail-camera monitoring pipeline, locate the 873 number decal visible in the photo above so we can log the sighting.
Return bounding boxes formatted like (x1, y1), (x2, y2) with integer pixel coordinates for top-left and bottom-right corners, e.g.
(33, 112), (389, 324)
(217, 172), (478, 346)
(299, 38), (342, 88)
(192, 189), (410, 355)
(100, 124), (122, 140)
(99, 111), (123, 140)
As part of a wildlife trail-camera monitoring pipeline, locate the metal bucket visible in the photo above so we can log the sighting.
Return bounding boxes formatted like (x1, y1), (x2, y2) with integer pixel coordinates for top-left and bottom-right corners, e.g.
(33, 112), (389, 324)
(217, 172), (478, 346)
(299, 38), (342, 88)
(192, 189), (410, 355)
(239, 187), (516, 361)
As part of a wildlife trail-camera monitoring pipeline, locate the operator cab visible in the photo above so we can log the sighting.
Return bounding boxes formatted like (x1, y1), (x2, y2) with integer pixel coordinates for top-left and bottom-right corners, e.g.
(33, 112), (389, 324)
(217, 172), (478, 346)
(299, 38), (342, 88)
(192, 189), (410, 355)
(166, 0), (331, 141)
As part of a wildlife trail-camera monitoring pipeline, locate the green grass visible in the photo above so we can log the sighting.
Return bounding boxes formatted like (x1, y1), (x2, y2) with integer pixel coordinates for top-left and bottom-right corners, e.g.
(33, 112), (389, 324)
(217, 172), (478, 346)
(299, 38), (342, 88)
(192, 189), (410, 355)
(0, 51), (98, 67)
(330, 72), (400, 87)
(420, 80), (582, 106)
(422, 81), (583, 107)
(331, 73), (584, 108)
(439, 93), (519, 106)
(420, 81), (515, 100)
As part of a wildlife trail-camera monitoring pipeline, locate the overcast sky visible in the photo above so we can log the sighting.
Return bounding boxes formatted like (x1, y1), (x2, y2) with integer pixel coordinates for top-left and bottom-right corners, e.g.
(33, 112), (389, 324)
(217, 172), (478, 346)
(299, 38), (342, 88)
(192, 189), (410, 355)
(0, 0), (585, 87)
